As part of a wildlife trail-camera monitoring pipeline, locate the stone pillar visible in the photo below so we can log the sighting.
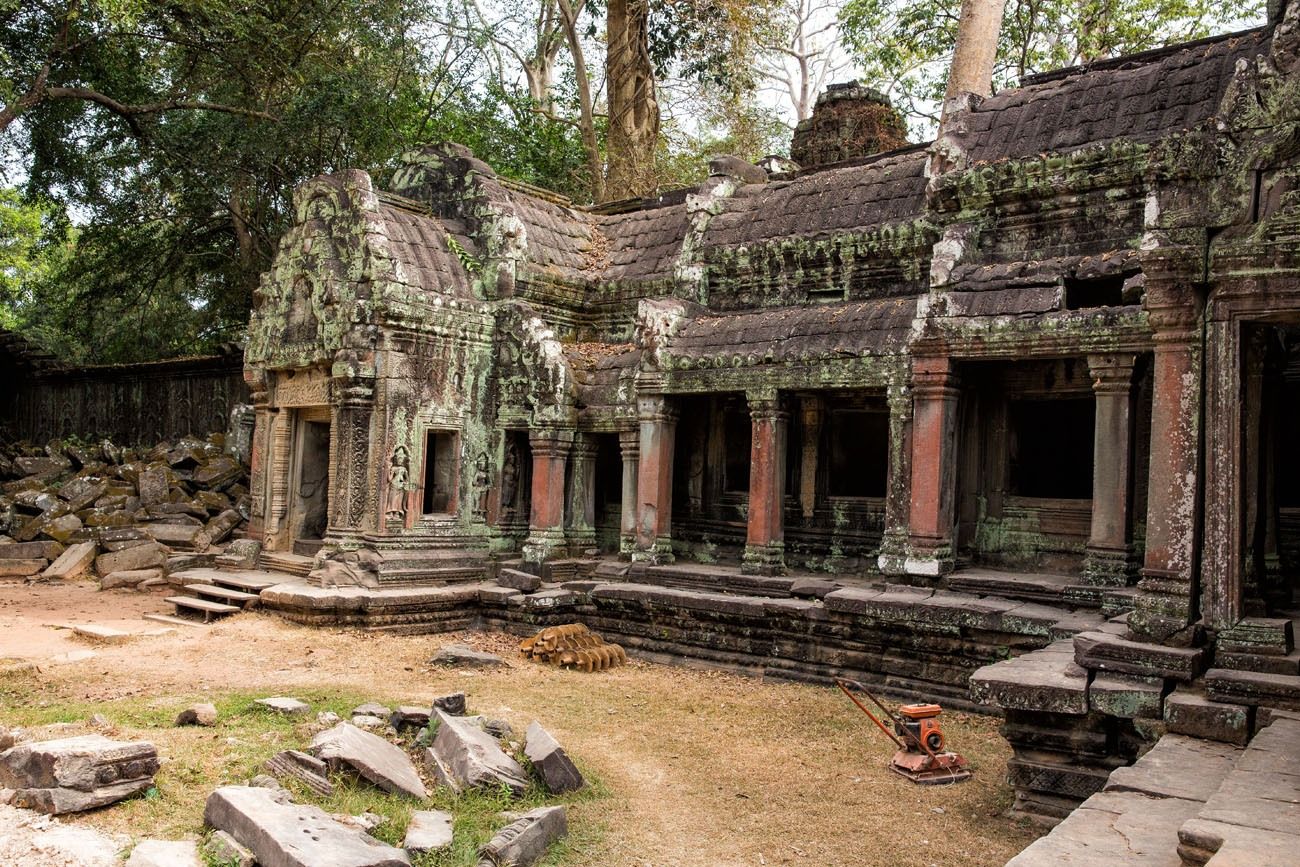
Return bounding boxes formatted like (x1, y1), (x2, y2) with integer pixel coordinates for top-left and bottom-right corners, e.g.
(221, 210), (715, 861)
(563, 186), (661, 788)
(878, 379), (914, 575)
(1129, 284), (1203, 644)
(905, 356), (961, 578)
(1084, 353), (1139, 586)
(244, 370), (271, 543)
(633, 396), (678, 564)
(743, 390), (789, 575)
(798, 397), (823, 520)
(329, 356), (376, 544)
(565, 434), (599, 553)
(618, 430), (640, 557)
(523, 429), (574, 564)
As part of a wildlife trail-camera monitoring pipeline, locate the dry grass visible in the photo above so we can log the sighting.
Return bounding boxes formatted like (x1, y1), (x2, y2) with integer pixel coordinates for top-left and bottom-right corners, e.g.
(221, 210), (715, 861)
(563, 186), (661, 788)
(0, 586), (1042, 866)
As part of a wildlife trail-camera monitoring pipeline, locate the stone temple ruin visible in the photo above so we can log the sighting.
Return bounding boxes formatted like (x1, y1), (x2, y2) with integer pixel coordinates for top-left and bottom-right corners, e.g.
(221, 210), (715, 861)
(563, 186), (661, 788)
(229, 2), (1300, 856)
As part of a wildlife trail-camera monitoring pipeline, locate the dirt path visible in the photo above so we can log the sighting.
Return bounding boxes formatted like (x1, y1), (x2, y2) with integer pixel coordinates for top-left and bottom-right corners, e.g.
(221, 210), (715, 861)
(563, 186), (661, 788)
(0, 581), (1040, 866)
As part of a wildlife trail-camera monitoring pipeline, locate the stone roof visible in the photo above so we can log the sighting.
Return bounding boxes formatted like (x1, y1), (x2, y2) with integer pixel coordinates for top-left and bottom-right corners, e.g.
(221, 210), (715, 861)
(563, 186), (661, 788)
(700, 147), (929, 249)
(598, 204), (690, 282)
(664, 297), (917, 362)
(956, 27), (1270, 163)
(377, 202), (476, 298)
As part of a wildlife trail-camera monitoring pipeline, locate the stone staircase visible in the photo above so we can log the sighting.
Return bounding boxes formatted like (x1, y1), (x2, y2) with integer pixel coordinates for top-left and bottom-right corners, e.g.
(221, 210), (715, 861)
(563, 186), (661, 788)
(257, 550), (316, 578)
(948, 566), (1140, 613)
(163, 568), (287, 622)
(1006, 717), (1300, 865)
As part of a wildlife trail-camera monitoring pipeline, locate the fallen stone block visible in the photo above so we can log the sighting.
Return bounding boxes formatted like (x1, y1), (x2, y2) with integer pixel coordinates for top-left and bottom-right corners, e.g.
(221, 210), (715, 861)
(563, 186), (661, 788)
(143, 523), (206, 549)
(476, 806), (567, 867)
(390, 706), (430, 730)
(497, 568), (542, 593)
(204, 785), (411, 867)
(1074, 630), (1204, 681)
(0, 540), (64, 560)
(353, 702), (391, 718)
(126, 839), (201, 867)
(310, 722), (427, 799)
(0, 734), (159, 814)
(433, 692), (467, 715)
(0, 558), (46, 578)
(204, 509), (242, 546)
(524, 721), (584, 793)
(255, 697), (310, 716)
(175, 703), (218, 727)
(95, 543), (166, 577)
(352, 714), (388, 729)
(70, 624), (133, 644)
(403, 809), (453, 853)
(1164, 688), (1250, 745)
(265, 749), (334, 796)
(427, 710), (527, 796)
(42, 541), (97, 581)
(100, 568), (162, 590)
(430, 644), (506, 668)
(203, 830), (255, 867)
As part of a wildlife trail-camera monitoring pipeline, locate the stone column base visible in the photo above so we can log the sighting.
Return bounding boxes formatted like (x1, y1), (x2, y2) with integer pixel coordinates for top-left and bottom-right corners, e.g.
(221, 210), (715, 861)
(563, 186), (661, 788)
(522, 528), (568, 565)
(630, 537), (674, 565)
(1083, 546), (1138, 587)
(742, 542), (786, 576)
(876, 531), (909, 575)
(1127, 569), (1200, 646)
(904, 537), (954, 579)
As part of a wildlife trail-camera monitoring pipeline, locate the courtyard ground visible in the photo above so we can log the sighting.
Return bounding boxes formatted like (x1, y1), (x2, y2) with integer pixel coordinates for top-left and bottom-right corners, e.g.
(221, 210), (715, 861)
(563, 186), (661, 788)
(0, 580), (1042, 866)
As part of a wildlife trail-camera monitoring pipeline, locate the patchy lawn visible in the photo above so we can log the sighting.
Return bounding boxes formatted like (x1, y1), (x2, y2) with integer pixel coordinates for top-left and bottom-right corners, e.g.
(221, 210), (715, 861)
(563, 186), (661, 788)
(0, 581), (1041, 866)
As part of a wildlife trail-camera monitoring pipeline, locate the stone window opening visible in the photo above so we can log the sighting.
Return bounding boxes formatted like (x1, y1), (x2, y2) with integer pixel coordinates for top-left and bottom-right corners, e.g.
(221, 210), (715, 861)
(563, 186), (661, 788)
(826, 409), (889, 499)
(1064, 274), (1126, 309)
(420, 429), (458, 516)
(723, 401), (752, 495)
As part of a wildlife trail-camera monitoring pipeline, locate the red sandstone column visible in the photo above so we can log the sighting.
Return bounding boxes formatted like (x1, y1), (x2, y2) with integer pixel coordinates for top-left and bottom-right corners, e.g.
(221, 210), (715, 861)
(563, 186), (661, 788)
(634, 396), (677, 564)
(1084, 353), (1139, 586)
(565, 434), (599, 552)
(1129, 283), (1203, 644)
(619, 430), (640, 557)
(743, 390), (788, 575)
(905, 355), (961, 578)
(244, 370), (270, 543)
(523, 429), (573, 564)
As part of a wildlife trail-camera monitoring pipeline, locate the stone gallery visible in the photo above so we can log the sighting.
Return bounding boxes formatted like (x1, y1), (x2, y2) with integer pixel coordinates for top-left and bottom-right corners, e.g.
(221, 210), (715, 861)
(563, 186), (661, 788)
(228, 0), (1300, 857)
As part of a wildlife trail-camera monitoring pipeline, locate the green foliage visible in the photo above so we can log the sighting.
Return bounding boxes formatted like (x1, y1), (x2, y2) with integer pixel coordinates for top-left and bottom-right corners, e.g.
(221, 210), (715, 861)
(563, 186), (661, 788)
(0, 188), (69, 328)
(839, 0), (1266, 135)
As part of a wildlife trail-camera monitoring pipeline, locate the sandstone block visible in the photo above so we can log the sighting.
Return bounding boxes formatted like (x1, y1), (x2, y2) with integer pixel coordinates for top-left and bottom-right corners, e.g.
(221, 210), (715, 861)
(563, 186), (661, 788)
(427, 710), (527, 795)
(0, 734), (159, 814)
(95, 543), (165, 577)
(203, 830), (255, 867)
(204, 785), (411, 867)
(524, 721), (584, 793)
(175, 703), (218, 726)
(0, 558), (46, 577)
(42, 541), (97, 580)
(310, 722), (427, 799)
(430, 644), (505, 668)
(403, 810), (453, 853)
(1164, 689), (1250, 745)
(100, 568), (162, 590)
(476, 806), (566, 867)
(126, 839), (201, 867)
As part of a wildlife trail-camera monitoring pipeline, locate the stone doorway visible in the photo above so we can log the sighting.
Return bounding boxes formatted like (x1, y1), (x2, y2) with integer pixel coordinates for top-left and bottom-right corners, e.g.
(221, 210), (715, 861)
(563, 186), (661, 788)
(288, 409), (331, 555)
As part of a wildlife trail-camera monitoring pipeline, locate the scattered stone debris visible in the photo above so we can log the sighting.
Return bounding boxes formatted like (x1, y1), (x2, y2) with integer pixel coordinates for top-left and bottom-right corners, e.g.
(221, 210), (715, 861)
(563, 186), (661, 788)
(175, 703), (218, 727)
(403, 809), (454, 854)
(204, 785), (411, 867)
(264, 749), (334, 796)
(484, 719), (514, 740)
(352, 702), (391, 718)
(202, 830), (255, 867)
(389, 706), (430, 730)
(255, 697), (310, 716)
(0, 735), (159, 815)
(433, 692), (467, 715)
(0, 802), (126, 866)
(426, 710), (528, 796)
(311, 722), (428, 799)
(125, 839), (201, 867)
(430, 644), (506, 668)
(476, 806), (567, 867)
(519, 623), (627, 671)
(525, 722), (584, 793)
(496, 567), (542, 593)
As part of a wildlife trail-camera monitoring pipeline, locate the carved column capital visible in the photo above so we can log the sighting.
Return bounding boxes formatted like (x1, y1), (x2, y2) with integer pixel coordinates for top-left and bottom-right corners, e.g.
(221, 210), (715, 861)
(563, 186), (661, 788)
(1087, 353), (1139, 394)
(618, 428), (640, 458)
(911, 355), (960, 398)
(528, 428), (575, 459)
(747, 389), (787, 421)
(637, 395), (679, 426)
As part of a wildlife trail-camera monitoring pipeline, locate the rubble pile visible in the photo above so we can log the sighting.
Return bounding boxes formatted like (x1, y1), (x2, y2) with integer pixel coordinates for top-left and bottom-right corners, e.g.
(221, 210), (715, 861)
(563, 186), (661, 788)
(0, 435), (248, 586)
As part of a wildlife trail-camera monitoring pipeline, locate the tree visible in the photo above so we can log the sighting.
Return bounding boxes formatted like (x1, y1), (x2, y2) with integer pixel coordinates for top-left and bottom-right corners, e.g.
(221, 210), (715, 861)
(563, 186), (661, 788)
(839, 0), (1263, 135)
(757, 0), (852, 123)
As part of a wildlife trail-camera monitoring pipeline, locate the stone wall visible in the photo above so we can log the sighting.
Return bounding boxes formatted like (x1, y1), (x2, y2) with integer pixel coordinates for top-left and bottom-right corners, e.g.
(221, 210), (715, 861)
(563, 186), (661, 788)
(2, 336), (248, 445)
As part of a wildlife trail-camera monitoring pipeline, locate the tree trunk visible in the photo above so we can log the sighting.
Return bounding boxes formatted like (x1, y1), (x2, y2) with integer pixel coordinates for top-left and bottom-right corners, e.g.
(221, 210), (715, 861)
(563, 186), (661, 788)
(944, 0), (1007, 102)
(556, 0), (605, 203)
(604, 0), (659, 201)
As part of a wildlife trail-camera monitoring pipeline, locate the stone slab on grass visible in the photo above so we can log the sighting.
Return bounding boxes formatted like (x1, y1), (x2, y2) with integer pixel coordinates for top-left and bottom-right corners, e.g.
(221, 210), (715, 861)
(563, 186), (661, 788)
(0, 735), (159, 815)
(204, 785), (410, 867)
(429, 644), (506, 668)
(255, 697), (310, 716)
(175, 703), (218, 726)
(427, 710), (527, 795)
(524, 721), (584, 793)
(310, 722), (427, 799)
(477, 806), (566, 867)
(403, 810), (453, 853)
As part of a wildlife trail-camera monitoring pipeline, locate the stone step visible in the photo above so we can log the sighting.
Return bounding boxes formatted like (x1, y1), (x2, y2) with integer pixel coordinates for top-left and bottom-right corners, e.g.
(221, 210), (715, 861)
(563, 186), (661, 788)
(1164, 688), (1252, 745)
(257, 551), (314, 578)
(947, 567), (1094, 608)
(1215, 648), (1300, 677)
(1218, 616), (1294, 657)
(376, 565), (489, 586)
(1176, 716), (1300, 865)
(166, 595), (241, 622)
(637, 564), (795, 598)
(189, 584), (260, 608)
(143, 612), (205, 629)
(1205, 668), (1300, 711)
(1006, 734), (1241, 866)
(170, 568), (286, 592)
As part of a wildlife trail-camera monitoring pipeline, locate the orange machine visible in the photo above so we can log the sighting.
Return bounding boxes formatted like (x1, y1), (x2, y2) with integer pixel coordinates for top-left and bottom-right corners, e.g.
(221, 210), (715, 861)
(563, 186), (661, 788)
(835, 678), (972, 785)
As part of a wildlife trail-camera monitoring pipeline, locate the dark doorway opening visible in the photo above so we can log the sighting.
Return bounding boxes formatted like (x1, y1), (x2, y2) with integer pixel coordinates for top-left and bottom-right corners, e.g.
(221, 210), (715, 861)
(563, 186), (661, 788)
(421, 430), (457, 515)
(827, 409), (889, 497)
(293, 417), (331, 545)
(1008, 398), (1095, 499)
